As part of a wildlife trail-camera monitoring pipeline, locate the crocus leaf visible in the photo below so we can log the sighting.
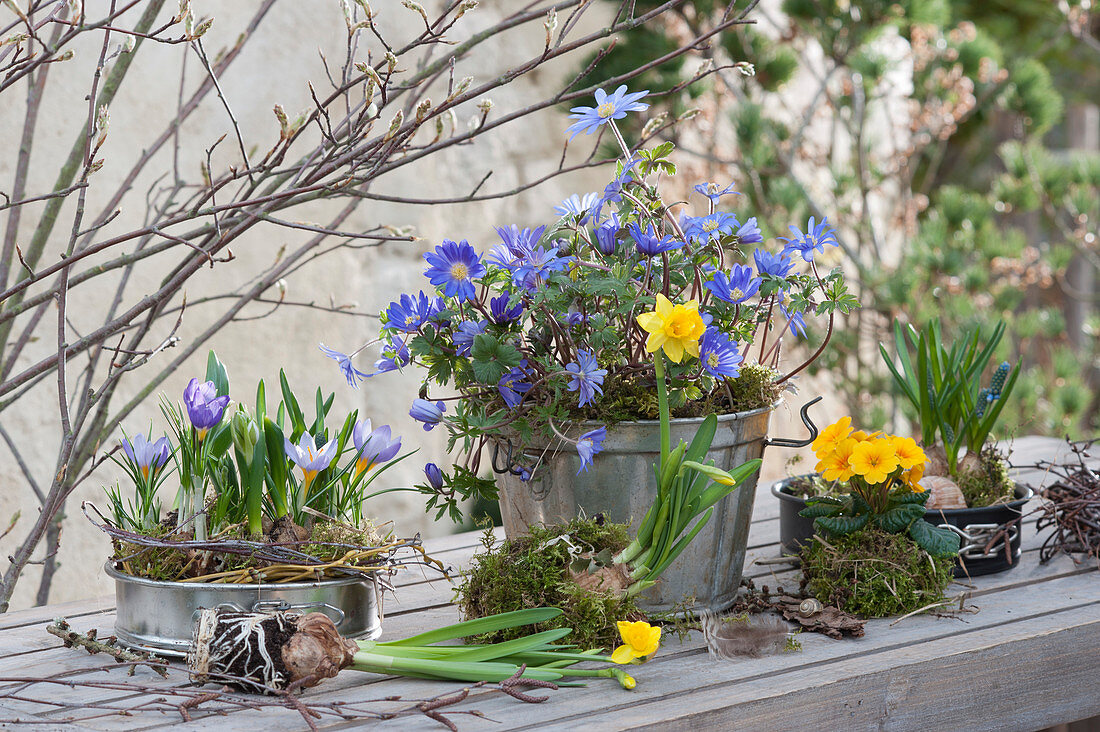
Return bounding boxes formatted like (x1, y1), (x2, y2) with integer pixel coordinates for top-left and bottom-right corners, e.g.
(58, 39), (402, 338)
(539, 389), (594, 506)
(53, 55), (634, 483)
(205, 350), (230, 398)
(279, 369), (306, 436)
(909, 519), (961, 558)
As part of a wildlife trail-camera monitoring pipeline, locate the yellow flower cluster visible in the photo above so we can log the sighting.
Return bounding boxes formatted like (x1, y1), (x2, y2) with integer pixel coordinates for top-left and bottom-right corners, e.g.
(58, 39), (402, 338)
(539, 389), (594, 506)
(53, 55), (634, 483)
(811, 416), (927, 491)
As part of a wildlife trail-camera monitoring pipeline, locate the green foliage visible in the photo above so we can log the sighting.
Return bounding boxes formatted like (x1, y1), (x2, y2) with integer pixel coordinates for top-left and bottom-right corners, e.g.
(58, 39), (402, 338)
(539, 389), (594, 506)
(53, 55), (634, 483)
(801, 528), (955, 618)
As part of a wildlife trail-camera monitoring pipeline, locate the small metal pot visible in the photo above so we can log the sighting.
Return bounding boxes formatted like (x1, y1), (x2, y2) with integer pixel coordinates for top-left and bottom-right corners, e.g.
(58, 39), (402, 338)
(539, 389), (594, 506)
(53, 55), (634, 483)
(771, 476), (1033, 577)
(107, 563), (383, 658)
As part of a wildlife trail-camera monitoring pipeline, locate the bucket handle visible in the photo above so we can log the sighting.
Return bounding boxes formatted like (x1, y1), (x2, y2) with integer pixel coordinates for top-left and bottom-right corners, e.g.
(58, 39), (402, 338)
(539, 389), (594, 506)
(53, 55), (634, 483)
(763, 396), (822, 449)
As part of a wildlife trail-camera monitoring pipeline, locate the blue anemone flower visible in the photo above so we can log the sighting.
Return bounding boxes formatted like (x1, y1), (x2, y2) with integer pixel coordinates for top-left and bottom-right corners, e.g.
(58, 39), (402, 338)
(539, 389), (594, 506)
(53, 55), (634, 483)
(628, 222), (683, 257)
(593, 158), (639, 218)
(780, 216), (838, 263)
(778, 292), (807, 337)
(693, 181), (740, 204)
(497, 365), (532, 409)
(374, 335), (411, 374)
(489, 293), (524, 325)
(681, 212), (740, 244)
(704, 264), (761, 305)
(512, 245), (571, 292)
(555, 192), (599, 224)
(385, 291), (445, 333)
(566, 85), (649, 139)
(593, 213), (621, 255)
(699, 328), (744, 379)
(453, 319), (488, 356)
(319, 343), (370, 388)
(424, 239), (486, 302)
(409, 399), (446, 431)
(565, 350), (607, 408)
(424, 463), (444, 491)
(753, 249), (794, 279)
(735, 216), (763, 245)
(575, 426), (607, 475)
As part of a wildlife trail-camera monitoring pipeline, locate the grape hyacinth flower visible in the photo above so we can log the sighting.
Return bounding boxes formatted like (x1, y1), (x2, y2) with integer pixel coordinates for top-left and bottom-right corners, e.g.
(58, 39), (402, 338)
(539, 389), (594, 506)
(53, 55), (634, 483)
(565, 85), (649, 138)
(424, 463), (444, 491)
(385, 291), (445, 333)
(410, 399), (446, 431)
(453, 320), (488, 357)
(283, 433), (339, 496)
(423, 239), (486, 302)
(704, 264), (761, 305)
(120, 433), (172, 480)
(576, 426), (607, 475)
(693, 181), (740, 204)
(489, 293), (524, 325)
(374, 335), (411, 374)
(682, 213), (739, 244)
(699, 329), (744, 379)
(594, 214), (621, 255)
(734, 216), (763, 245)
(497, 365), (532, 409)
(555, 192), (599, 224)
(753, 249), (794, 279)
(183, 378), (231, 440)
(351, 419), (402, 476)
(780, 217), (838, 263)
(319, 343), (370, 388)
(628, 222), (683, 257)
(565, 350), (607, 408)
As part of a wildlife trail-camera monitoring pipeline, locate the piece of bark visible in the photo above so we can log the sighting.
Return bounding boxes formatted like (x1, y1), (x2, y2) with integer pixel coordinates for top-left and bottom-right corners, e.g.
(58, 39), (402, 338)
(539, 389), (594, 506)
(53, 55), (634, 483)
(776, 595), (865, 639)
(567, 563), (632, 594)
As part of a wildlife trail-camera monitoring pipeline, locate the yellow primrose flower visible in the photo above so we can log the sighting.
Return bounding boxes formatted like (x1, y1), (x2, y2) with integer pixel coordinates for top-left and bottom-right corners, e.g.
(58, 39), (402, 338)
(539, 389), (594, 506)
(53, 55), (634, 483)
(635, 294), (706, 363)
(905, 463), (926, 492)
(816, 437), (858, 482)
(889, 435), (927, 471)
(811, 416), (853, 458)
(848, 438), (900, 485)
(611, 620), (661, 664)
(849, 429), (881, 442)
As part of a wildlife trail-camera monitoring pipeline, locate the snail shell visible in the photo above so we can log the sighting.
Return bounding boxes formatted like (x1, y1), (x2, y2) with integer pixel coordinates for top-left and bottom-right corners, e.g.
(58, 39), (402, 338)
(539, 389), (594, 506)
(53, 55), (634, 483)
(798, 598), (823, 617)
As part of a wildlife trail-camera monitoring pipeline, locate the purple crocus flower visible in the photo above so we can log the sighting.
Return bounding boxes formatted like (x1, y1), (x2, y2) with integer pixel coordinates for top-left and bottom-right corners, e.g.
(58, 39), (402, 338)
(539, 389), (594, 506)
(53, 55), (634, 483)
(735, 216), (763, 245)
(121, 433), (172, 480)
(555, 192), (599, 224)
(424, 463), (444, 491)
(628, 222), (683, 257)
(351, 419), (402, 476)
(681, 212), (739, 244)
(753, 249), (794, 279)
(693, 181), (740, 204)
(699, 328), (744, 379)
(385, 291), (445, 333)
(780, 216), (838, 263)
(453, 320), (488, 357)
(424, 239), (486, 302)
(183, 378), (230, 439)
(565, 85), (649, 139)
(705, 264), (761, 305)
(575, 426), (607, 475)
(489, 294), (524, 325)
(319, 343), (370, 388)
(374, 335), (411, 374)
(497, 365), (532, 409)
(593, 214), (621, 255)
(565, 350), (607, 408)
(283, 433), (339, 495)
(410, 399), (446, 431)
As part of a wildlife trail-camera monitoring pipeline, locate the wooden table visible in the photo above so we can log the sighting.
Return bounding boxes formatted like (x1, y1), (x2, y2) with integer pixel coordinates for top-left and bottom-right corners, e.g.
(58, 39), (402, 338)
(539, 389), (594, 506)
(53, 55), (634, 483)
(1, 436), (1098, 731)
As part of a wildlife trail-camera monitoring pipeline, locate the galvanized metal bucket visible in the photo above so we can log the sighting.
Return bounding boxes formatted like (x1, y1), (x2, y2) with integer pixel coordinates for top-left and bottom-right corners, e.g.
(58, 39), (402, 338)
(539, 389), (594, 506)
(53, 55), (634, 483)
(496, 404), (776, 614)
(106, 563), (383, 658)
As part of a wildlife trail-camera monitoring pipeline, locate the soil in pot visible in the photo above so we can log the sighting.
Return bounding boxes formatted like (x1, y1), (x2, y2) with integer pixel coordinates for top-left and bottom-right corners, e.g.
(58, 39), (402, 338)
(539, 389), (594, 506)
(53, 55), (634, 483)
(800, 527), (955, 618)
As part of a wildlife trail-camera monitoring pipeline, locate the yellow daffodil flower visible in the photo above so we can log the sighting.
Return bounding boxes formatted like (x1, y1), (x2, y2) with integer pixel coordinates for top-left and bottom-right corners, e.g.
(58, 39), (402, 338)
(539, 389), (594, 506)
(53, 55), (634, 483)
(611, 620), (661, 664)
(811, 416), (853, 458)
(848, 438), (900, 485)
(635, 294), (706, 363)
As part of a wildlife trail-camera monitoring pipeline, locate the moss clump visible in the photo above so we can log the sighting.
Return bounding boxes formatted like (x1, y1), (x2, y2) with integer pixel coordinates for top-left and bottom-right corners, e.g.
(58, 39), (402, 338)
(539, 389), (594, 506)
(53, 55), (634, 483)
(457, 518), (642, 650)
(800, 527), (954, 618)
(722, 363), (783, 413)
(957, 447), (1015, 507)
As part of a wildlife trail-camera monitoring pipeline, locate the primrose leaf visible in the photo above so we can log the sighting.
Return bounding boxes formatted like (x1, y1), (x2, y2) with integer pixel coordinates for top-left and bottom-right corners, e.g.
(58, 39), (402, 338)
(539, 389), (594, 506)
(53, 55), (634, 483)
(909, 520), (961, 558)
(874, 502), (925, 533)
(814, 513), (869, 536)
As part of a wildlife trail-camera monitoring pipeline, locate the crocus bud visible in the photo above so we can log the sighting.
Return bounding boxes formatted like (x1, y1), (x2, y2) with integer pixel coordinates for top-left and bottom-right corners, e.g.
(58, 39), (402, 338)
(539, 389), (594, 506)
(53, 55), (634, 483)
(231, 410), (260, 464)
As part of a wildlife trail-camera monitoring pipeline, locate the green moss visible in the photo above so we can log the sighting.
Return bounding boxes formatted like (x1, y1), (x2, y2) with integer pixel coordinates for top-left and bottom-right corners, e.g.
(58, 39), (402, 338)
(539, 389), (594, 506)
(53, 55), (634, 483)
(800, 527), (954, 618)
(957, 447), (1015, 507)
(723, 363), (783, 413)
(457, 519), (642, 650)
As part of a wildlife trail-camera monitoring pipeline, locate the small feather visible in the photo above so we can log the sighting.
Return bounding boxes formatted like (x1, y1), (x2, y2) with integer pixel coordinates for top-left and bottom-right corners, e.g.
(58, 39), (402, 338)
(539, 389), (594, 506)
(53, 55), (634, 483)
(700, 611), (791, 660)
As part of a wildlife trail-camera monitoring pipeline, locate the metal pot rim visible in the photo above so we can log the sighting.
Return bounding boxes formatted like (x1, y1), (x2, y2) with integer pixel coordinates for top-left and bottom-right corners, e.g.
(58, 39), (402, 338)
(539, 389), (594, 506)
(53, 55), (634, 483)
(104, 562), (375, 590)
(553, 399), (782, 430)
